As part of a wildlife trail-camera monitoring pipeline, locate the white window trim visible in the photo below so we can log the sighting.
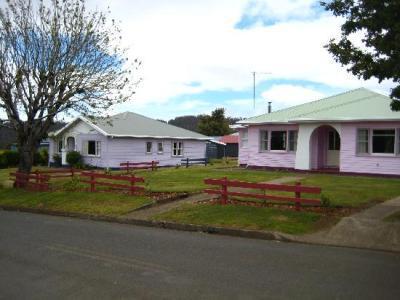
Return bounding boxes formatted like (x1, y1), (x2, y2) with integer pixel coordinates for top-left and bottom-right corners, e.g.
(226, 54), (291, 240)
(259, 130), (268, 152)
(240, 129), (248, 149)
(146, 141), (153, 154)
(355, 127), (400, 157)
(157, 142), (164, 154)
(371, 128), (396, 156)
(172, 141), (184, 157)
(258, 129), (298, 153)
(288, 130), (298, 152)
(86, 140), (101, 157)
(270, 130), (288, 152)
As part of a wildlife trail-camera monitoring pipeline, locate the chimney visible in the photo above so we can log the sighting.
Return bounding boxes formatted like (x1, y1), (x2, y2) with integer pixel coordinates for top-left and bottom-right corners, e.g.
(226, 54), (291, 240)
(268, 101), (272, 113)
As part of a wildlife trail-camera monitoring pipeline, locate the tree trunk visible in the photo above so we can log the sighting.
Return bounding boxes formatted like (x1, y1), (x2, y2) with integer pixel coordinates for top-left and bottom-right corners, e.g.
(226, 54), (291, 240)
(18, 142), (36, 174)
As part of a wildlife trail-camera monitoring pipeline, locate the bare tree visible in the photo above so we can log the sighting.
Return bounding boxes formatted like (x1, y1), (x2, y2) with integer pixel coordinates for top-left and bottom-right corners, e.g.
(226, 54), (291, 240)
(0, 0), (138, 173)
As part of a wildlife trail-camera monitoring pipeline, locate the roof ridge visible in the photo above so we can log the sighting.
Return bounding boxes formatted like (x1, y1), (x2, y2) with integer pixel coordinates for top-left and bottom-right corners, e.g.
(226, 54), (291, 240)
(292, 93), (378, 119)
(244, 87), (369, 121)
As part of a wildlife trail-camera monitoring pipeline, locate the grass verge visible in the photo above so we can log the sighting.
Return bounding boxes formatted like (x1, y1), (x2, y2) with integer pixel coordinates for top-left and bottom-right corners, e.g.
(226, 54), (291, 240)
(152, 203), (323, 235)
(384, 211), (400, 223)
(0, 188), (152, 216)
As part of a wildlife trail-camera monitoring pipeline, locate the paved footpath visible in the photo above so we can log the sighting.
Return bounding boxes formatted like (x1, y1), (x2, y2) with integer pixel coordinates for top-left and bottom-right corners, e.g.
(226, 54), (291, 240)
(1, 210), (400, 299)
(295, 196), (400, 252)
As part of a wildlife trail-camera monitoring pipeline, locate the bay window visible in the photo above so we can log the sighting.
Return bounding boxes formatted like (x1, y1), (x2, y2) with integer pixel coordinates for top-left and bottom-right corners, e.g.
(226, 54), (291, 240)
(356, 129), (369, 154)
(288, 131), (298, 152)
(240, 129), (248, 148)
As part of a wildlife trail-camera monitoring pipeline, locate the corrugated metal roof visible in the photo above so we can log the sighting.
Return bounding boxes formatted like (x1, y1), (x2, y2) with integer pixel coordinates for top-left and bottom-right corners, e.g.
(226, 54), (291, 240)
(239, 88), (400, 124)
(55, 112), (209, 140)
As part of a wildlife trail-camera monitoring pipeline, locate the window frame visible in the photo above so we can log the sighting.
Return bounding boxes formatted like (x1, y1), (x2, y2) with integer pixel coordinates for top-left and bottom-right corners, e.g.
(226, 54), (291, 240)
(86, 140), (101, 157)
(172, 141), (184, 157)
(146, 141), (153, 154)
(356, 128), (369, 155)
(157, 142), (164, 154)
(259, 130), (269, 152)
(371, 128), (396, 156)
(270, 130), (287, 152)
(240, 129), (248, 148)
(288, 130), (298, 152)
(57, 139), (63, 153)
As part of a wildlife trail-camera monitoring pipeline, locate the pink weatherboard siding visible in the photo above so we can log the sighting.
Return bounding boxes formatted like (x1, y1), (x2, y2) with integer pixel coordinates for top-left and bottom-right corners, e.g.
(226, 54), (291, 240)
(238, 124), (298, 168)
(340, 122), (400, 175)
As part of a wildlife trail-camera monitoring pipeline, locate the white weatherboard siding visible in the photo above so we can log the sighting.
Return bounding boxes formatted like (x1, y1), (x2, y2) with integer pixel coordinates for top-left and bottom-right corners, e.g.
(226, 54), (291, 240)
(295, 123), (341, 170)
(105, 138), (206, 168)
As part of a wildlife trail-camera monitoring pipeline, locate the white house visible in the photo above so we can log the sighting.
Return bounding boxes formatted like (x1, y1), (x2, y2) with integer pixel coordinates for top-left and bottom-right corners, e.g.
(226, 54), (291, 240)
(49, 112), (209, 168)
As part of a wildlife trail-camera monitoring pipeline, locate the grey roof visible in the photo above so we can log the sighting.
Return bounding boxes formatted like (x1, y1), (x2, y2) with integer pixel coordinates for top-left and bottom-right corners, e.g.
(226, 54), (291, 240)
(239, 88), (400, 124)
(56, 111), (209, 140)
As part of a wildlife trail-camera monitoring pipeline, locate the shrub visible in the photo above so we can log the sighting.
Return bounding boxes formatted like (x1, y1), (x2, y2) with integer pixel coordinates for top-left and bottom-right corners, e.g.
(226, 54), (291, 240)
(0, 150), (19, 168)
(63, 177), (84, 191)
(53, 153), (62, 167)
(321, 194), (331, 207)
(66, 151), (82, 167)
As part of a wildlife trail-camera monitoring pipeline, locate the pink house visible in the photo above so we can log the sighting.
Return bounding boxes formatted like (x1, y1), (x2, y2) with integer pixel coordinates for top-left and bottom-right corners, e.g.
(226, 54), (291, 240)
(237, 88), (400, 176)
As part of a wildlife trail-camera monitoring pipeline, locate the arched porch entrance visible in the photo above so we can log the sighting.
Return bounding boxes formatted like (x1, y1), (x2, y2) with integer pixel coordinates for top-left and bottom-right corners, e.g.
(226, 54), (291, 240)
(310, 125), (340, 170)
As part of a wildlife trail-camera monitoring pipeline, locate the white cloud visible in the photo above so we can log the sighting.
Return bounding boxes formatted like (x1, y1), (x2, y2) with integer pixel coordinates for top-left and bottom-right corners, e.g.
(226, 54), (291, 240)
(261, 84), (326, 107)
(86, 0), (396, 118)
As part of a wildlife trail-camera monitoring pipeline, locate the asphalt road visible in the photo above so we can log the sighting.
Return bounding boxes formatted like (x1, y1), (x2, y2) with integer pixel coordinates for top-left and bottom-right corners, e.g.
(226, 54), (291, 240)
(0, 211), (399, 300)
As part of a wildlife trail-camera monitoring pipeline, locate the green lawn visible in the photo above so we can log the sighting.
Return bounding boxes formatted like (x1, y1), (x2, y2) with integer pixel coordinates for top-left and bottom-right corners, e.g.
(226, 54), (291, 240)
(299, 174), (400, 207)
(135, 165), (289, 193)
(152, 203), (323, 235)
(0, 188), (152, 216)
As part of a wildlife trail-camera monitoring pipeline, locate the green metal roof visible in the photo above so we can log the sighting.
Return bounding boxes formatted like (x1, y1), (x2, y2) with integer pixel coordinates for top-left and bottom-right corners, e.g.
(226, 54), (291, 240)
(55, 112), (209, 140)
(239, 88), (400, 124)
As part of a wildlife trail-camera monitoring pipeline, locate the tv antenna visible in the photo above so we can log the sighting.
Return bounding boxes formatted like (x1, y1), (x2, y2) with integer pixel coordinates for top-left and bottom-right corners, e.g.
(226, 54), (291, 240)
(252, 71), (271, 108)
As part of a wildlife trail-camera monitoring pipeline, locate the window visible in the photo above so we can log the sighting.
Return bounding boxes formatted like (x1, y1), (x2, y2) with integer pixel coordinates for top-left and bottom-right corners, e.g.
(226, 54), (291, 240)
(87, 140), (101, 156)
(357, 129), (369, 154)
(288, 131), (298, 152)
(259, 130), (268, 151)
(240, 129), (248, 148)
(172, 141), (183, 156)
(157, 142), (164, 154)
(328, 131), (340, 150)
(146, 142), (152, 154)
(372, 129), (395, 154)
(270, 131), (287, 151)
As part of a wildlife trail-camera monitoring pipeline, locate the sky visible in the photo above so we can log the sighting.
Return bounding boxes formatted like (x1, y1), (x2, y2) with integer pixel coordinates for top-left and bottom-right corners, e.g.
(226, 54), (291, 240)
(46, 1), (400, 121)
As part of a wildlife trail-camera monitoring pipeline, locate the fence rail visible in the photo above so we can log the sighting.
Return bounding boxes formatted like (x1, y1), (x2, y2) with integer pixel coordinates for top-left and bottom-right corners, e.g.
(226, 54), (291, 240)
(204, 177), (321, 210)
(80, 171), (145, 195)
(181, 158), (208, 168)
(33, 168), (81, 178)
(120, 161), (159, 173)
(10, 172), (50, 191)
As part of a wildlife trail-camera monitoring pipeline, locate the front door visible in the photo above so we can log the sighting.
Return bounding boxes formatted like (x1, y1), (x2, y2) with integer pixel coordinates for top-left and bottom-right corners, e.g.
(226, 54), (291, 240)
(327, 130), (340, 167)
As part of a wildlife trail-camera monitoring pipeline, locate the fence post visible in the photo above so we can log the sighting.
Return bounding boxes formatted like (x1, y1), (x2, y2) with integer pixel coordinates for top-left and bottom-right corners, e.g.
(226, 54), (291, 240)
(126, 160), (129, 174)
(205, 158), (208, 166)
(130, 174), (136, 195)
(295, 181), (301, 211)
(221, 176), (228, 205)
(90, 172), (96, 192)
(34, 170), (39, 191)
(186, 158), (189, 168)
(71, 167), (74, 177)
(151, 161), (155, 171)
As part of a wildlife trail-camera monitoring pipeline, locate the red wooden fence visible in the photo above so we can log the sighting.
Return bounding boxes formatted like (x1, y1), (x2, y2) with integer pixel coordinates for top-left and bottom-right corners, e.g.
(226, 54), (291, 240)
(33, 168), (81, 178)
(10, 172), (50, 191)
(120, 161), (159, 173)
(80, 171), (145, 195)
(204, 177), (321, 210)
